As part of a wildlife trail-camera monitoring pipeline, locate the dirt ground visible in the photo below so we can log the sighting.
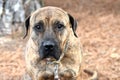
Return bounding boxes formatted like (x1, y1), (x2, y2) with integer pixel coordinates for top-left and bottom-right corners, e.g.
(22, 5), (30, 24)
(0, 0), (120, 80)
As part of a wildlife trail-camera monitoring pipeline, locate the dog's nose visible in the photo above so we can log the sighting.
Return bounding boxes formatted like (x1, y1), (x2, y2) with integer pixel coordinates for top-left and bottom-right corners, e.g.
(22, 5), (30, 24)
(43, 41), (55, 50)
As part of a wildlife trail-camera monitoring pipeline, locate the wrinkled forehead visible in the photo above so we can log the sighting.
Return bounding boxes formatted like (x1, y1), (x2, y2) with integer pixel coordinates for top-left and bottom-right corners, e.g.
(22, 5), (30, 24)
(30, 7), (69, 25)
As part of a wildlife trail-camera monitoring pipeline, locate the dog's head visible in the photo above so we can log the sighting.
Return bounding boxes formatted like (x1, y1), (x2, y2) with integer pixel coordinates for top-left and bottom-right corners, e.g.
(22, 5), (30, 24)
(24, 6), (78, 60)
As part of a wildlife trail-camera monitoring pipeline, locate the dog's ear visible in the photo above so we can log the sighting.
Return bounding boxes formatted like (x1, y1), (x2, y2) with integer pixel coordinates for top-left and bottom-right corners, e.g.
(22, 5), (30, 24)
(23, 16), (30, 39)
(68, 14), (78, 37)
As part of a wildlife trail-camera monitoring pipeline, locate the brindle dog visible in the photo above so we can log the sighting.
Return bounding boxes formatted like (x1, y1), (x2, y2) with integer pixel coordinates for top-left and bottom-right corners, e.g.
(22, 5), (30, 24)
(24, 6), (82, 80)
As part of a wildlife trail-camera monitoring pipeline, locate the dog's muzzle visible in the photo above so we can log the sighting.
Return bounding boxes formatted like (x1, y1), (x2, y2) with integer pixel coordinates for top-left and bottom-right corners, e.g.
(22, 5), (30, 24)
(39, 40), (61, 60)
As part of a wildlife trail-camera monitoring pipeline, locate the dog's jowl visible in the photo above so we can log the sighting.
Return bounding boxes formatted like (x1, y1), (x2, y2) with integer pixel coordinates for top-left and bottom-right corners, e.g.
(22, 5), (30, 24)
(24, 6), (82, 80)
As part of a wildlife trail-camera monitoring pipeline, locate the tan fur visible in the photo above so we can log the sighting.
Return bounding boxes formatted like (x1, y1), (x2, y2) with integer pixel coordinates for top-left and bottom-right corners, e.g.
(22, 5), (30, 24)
(24, 6), (82, 80)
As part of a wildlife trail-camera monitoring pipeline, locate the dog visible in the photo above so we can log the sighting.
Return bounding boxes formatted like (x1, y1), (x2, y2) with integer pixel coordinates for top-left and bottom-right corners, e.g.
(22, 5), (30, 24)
(24, 6), (82, 80)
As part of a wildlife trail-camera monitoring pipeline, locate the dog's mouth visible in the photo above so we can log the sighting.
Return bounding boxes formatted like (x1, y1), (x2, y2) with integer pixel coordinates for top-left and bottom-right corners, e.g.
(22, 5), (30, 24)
(44, 52), (60, 60)
(43, 57), (56, 62)
(40, 49), (61, 60)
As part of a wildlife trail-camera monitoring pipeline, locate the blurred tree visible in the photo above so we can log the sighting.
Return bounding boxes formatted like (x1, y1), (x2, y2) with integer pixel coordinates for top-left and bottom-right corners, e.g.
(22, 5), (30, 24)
(0, 0), (44, 37)
(24, 0), (41, 17)
(38, 0), (44, 7)
(0, 0), (25, 35)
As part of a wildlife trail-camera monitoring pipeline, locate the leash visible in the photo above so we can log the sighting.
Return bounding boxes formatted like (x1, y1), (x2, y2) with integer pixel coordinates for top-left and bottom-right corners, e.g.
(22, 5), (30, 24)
(54, 39), (69, 80)
(53, 52), (65, 80)
(47, 39), (69, 80)
(46, 52), (64, 80)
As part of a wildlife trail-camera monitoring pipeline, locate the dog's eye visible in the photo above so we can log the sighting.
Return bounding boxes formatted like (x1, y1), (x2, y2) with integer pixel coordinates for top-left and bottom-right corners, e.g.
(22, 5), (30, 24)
(35, 25), (42, 31)
(55, 23), (65, 31)
(34, 24), (43, 32)
(36, 25), (42, 29)
(34, 21), (44, 32)
(58, 24), (64, 29)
